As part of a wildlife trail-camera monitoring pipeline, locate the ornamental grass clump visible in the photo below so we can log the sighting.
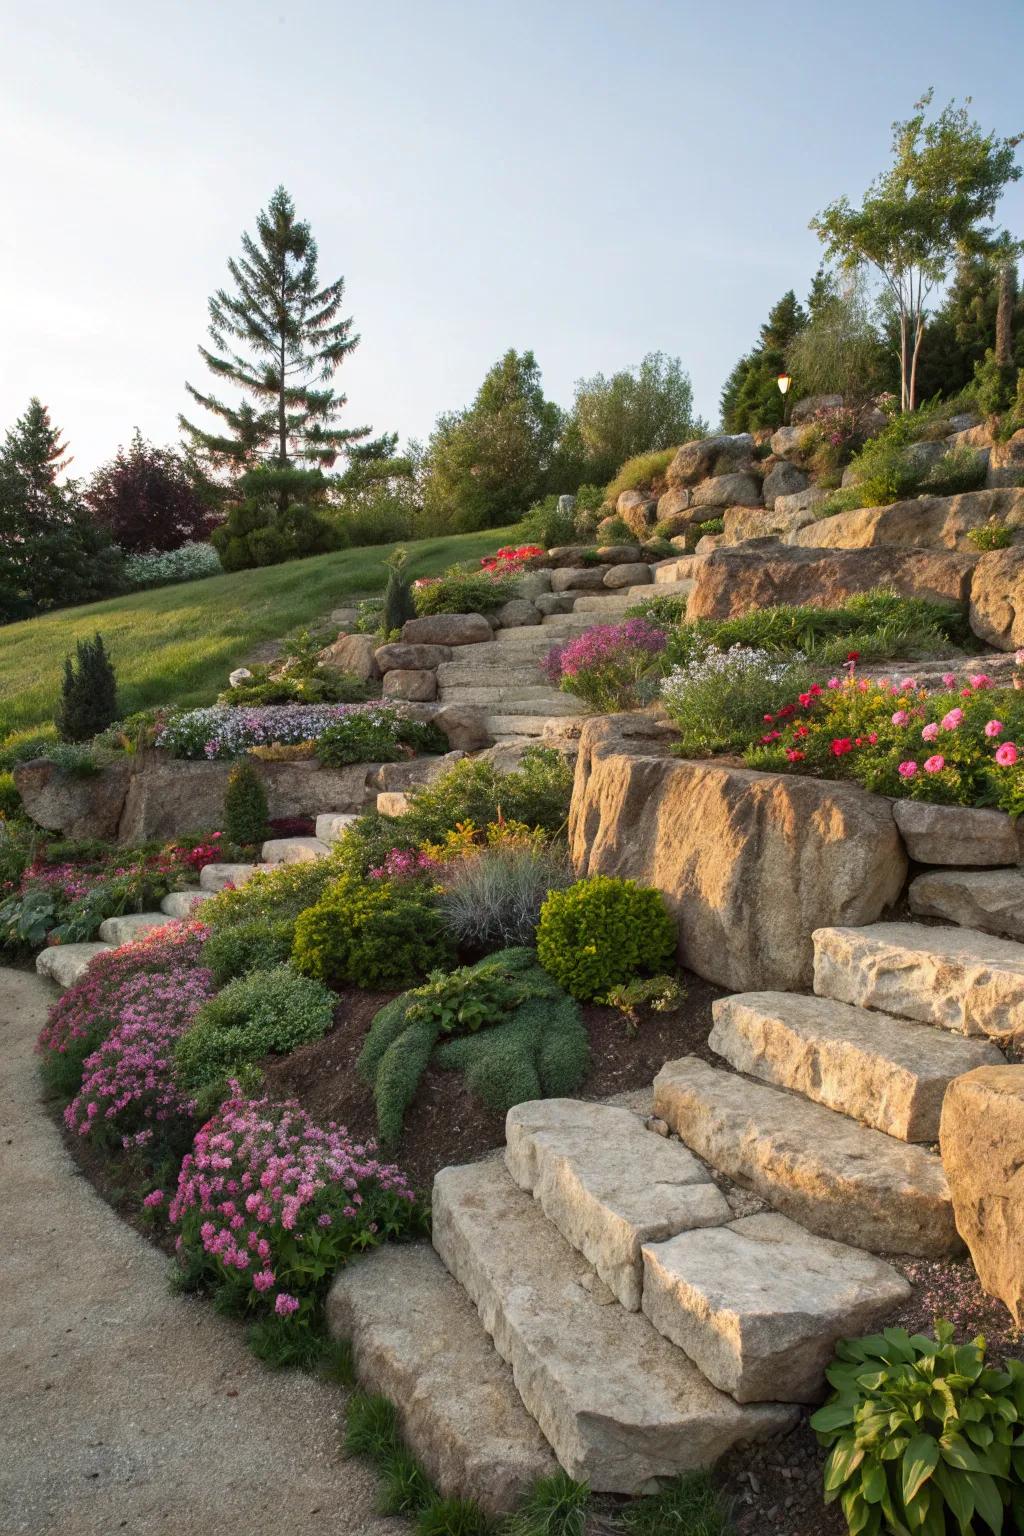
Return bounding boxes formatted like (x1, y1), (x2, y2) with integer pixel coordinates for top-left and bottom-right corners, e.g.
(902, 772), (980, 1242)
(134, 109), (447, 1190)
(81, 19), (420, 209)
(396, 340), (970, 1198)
(170, 1092), (416, 1359)
(812, 1320), (1024, 1536)
(536, 875), (676, 1002)
(64, 961), (216, 1151)
(542, 619), (668, 712)
(744, 665), (1024, 812)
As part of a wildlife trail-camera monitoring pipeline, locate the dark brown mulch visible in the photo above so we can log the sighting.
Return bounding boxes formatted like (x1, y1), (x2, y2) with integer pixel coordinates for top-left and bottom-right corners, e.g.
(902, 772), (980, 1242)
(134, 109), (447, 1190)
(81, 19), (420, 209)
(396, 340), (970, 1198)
(262, 971), (725, 1196)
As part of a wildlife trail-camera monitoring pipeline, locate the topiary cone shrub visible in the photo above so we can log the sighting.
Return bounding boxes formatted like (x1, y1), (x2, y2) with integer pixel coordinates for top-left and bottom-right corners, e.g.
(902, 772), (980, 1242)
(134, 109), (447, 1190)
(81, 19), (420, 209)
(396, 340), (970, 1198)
(223, 759), (270, 846)
(55, 632), (119, 742)
(536, 874), (677, 1002)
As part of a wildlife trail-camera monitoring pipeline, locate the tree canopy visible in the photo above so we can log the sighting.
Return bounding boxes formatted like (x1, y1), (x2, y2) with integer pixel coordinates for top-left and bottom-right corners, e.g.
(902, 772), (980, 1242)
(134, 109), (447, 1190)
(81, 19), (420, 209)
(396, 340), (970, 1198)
(720, 290), (807, 431)
(560, 352), (706, 486)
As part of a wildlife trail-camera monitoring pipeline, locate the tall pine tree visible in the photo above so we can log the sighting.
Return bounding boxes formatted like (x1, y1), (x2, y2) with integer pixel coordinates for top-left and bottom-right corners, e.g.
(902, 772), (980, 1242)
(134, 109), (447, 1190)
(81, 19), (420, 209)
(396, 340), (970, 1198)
(720, 291), (807, 431)
(180, 186), (369, 470)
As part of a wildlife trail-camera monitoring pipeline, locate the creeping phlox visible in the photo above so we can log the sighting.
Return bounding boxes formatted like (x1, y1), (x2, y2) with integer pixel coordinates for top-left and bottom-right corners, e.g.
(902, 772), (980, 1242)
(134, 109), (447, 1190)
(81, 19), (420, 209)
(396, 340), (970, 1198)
(543, 618), (668, 712)
(169, 1093), (416, 1328)
(748, 662), (1024, 809)
(155, 703), (394, 761)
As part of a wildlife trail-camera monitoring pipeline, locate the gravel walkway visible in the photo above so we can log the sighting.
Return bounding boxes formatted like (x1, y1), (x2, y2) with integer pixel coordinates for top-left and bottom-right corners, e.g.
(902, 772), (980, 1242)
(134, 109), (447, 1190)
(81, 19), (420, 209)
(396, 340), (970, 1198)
(0, 967), (390, 1536)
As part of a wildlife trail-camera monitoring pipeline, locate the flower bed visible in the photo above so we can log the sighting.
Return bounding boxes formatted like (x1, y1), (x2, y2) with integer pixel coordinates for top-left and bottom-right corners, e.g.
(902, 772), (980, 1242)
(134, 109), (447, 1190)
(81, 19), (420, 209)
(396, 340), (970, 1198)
(744, 660), (1024, 811)
(155, 703), (444, 764)
(542, 618), (668, 711)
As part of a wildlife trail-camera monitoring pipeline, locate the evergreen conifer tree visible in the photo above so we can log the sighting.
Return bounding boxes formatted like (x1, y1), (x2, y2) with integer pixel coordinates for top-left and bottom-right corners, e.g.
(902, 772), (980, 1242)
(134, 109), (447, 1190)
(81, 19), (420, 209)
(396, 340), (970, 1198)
(382, 548), (416, 634)
(720, 291), (808, 431)
(55, 634), (119, 742)
(181, 186), (370, 471)
(223, 761), (269, 846)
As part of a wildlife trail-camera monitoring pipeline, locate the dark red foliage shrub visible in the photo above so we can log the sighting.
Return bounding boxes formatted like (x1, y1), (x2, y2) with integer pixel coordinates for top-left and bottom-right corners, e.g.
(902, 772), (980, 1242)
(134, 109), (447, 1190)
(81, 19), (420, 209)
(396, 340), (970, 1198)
(86, 431), (217, 553)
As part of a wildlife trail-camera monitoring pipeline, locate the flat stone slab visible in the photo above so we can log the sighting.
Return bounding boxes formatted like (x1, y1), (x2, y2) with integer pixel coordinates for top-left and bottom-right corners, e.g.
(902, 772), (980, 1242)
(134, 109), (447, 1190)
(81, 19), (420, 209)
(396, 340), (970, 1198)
(813, 922), (1024, 1046)
(709, 991), (1003, 1142)
(198, 862), (273, 892)
(314, 812), (360, 845)
(260, 836), (331, 864)
(909, 869), (1024, 943)
(160, 889), (214, 918)
(432, 1160), (796, 1492)
(327, 1242), (556, 1514)
(505, 1099), (731, 1309)
(652, 1056), (959, 1258)
(892, 801), (1019, 866)
(641, 1213), (911, 1404)
(97, 912), (175, 945)
(35, 942), (110, 989)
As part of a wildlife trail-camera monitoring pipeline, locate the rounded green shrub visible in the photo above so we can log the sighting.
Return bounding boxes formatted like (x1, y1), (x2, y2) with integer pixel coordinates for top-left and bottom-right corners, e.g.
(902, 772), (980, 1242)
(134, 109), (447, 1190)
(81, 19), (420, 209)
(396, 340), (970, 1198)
(201, 916), (295, 986)
(536, 875), (676, 1001)
(175, 963), (335, 1094)
(291, 873), (453, 990)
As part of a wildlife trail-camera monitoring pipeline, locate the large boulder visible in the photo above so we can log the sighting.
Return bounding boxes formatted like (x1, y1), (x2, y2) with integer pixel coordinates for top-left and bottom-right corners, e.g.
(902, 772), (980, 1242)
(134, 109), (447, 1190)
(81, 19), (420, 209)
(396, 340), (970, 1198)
(788, 488), (1024, 554)
(656, 487), (694, 527)
(969, 546), (1024, 650)
(686, 545), (976, 622)
(987, 429), (1024, 489)
(770, 426), (813, 464)
(940, 1067), (1024, 1322)
(616, 490), (658, 538)
(774, 486), (828, 517)
(550, 567), (607, 592)
(568, 717), (906, 992)
(690, 473), (762, 510)
(382, 669), (437, 702)
(494, 599), (542, 628)
(12, 757), (134, 840)
(666, 435), (754, 488)
(722, 504), (815, 545)
(319, 632), (381, 681)
(603, 563), (651, 589)
(762, 461), (809, 508)
(402, 613), (493, 647)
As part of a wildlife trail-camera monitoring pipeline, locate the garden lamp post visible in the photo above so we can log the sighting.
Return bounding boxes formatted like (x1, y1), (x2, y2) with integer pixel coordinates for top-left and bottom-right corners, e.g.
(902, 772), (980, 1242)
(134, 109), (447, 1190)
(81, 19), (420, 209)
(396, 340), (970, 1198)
(777, 372), (792, 425)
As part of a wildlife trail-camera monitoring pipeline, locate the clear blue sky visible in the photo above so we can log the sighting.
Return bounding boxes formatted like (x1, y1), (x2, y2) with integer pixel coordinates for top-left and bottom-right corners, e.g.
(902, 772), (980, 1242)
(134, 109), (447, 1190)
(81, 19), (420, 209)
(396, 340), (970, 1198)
(3, 0), (1024, 475)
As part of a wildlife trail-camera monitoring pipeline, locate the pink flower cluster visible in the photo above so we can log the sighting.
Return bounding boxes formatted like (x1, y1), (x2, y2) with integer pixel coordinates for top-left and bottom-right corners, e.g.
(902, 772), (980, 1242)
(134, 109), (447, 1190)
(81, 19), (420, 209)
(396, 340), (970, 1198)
(542, 618), (667, 684)
(64, 963), (215, 1147)
(368, 848), (439, 881)
(38, 921), (211, 1060)
(170, 1093), (415, 1319)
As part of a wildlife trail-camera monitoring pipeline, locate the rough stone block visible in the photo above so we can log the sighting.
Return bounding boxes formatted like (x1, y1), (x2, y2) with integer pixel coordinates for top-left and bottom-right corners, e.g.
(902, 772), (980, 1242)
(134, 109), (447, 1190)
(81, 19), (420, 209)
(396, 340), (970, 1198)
(941, 1066), (1024, 1322)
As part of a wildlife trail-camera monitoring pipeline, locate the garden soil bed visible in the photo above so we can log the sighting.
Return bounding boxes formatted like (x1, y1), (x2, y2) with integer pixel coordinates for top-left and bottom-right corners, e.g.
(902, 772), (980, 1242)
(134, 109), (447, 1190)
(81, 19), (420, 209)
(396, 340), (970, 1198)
(262, 969), (727, 1196)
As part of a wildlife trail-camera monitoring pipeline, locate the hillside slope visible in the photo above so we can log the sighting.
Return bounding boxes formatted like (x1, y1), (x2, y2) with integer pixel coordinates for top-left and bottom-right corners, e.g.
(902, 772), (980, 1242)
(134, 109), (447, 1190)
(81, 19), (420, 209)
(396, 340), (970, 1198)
(0, 525), (524, 740)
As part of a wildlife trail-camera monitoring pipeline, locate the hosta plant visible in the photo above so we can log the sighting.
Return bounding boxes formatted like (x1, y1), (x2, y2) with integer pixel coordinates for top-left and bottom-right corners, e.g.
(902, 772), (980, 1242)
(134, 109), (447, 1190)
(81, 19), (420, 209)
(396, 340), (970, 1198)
(811, 1321), (1024, 1536)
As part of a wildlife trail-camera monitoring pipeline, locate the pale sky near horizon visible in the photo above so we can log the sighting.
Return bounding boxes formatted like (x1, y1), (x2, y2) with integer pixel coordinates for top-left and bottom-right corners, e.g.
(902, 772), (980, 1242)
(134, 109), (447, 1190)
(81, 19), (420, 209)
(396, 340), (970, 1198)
(3, 0), (1024, 478)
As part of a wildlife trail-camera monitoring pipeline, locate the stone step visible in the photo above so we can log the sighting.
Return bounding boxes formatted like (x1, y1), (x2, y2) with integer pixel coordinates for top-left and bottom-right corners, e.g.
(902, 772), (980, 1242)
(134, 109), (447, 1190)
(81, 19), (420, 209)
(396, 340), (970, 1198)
(504, 1099), (731, 1310)
(909, 868), (1024, 943)
(160, 888), (214, 918)
(260, 835), (332, 865)
(484, 713), (580, 737)
(327, 1242), (557, 1514)
(438, 684), (572, 706)
(709, 991), (1003, 1142)
(652, 1056), (959, 1258)
(641, 1212), (911, 1405)
(431, 1159), (797, 1492)
(198, 862), (273, 892)
(638, 577), (694, 601)
(36, 942), (111, 989)
(655, 560), (698, 584)
(813, 922), (1024, 1047)
(97, 912), (175, 945)
(465, 695), (584, 718)
(570, 593), (637, 616)
(437, 666), (548, 690)
(314, 812), (359, 845)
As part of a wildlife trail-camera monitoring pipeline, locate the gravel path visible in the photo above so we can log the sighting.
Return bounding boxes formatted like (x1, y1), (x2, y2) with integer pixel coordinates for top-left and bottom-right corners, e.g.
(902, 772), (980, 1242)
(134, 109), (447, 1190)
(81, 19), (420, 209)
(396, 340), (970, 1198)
(0, 967), (390, 1536)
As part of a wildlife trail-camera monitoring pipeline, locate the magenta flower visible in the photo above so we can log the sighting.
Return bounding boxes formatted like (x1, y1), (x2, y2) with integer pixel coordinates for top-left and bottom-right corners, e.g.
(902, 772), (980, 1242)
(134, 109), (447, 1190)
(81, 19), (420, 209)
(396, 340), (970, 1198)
(942, 672), (956, 687)
(941, 709), (964, 731)
(996, 742), (1019, 767)
(923, 755), (945, 774)
(921, 723), (939, 742)
(274, 1293), (300, 1317)
(898, 761), (918, 779)
(891, 710), (910, 726)
(985, 720), (1004, 737)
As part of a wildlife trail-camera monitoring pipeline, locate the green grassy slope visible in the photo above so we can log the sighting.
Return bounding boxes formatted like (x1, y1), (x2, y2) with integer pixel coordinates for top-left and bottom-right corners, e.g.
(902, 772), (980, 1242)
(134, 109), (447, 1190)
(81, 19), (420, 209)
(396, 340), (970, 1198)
(0, 524), (524, 740)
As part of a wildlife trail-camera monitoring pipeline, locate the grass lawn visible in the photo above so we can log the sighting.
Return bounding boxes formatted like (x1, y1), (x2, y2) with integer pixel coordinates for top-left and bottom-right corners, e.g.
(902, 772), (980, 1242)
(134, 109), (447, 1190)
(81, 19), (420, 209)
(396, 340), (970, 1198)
(0, 524), (525, 741)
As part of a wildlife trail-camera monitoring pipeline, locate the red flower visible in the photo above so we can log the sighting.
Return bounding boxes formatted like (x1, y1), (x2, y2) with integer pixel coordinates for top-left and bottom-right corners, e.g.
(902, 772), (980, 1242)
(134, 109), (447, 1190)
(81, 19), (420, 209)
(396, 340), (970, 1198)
(810, 684), (823, 697)
(798, 692), (812, 708)
(763, 713), (775, 723)
(793, 724), (809, 738)
(846, 650), (860, 661)
(830, 737), (853, 757)
(785, 748), (805, 762)
(777, 704), (796, 719)
(760, 730), (782, 744)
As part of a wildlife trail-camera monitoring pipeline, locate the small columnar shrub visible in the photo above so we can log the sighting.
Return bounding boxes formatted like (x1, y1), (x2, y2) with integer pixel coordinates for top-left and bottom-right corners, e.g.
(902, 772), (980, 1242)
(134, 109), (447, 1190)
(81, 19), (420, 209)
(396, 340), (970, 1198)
(170, 1093), (416, 1355)
(55, 633), (119, 743)
(536, 875), (676, 1001)
(223, 760), (269, 845)
(812, 1321), (1024, 1536)
(292, 873), (452, 990)
(175, 964), (336, 1096)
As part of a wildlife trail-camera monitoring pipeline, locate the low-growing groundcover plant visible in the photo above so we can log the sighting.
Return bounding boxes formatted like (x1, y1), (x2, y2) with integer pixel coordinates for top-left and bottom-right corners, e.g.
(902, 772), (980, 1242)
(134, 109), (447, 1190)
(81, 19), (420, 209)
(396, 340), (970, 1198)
(170, 1091), (417, 1364)
(536, 876), (677, 1003)
(412, 566), (517, 615)
(292, 871), (454, 990)
(812, 1321), (1024, 1536)
(315, 708), (446, 767)
(744, 665), (1024, 812)
(542, 619), (668, 712)
(155, 702), (439, 762)
(201, 914), (297, 984)
(174, 964), (336, 1103)
(36, 919), (211, 1101)
(358, 949), (588, 1146)
(661, 645), (814, 758)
